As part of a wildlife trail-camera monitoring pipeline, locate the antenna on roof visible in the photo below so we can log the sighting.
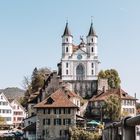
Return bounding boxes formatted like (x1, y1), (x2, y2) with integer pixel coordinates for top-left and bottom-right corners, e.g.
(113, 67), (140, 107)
(91, 16), (93, 24)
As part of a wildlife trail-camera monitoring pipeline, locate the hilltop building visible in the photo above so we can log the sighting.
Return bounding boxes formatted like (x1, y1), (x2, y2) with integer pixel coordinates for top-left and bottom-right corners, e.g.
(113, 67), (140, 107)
(58, 22), (99, 98)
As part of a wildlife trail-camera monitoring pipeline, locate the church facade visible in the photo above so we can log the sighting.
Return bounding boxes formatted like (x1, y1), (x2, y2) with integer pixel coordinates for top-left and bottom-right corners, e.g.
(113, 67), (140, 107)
(59, 22), (99, 98)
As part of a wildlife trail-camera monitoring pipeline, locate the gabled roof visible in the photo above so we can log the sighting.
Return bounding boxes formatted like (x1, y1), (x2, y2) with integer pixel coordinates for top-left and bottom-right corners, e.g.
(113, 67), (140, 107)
(0, 92), (13, 108)
(90, 88), (136, 102)
(87, 23), (97, 37)
(34, 88), (78, 108)
(11, 99), (26, 112)
(62, 22), (72, 37)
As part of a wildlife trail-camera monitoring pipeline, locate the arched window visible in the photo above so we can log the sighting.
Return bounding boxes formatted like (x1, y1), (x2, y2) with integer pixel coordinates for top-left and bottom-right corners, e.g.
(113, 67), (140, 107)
(66, 63), (68, 68)
(91, 47), (94, 52)
(76, 64), (85, 80)
(66, 70), (68, 75)
(92, 70), (94, 75)
(66, 47), (68, 52)
(66, 38), (68, 42)
(91, 63), (94, 68)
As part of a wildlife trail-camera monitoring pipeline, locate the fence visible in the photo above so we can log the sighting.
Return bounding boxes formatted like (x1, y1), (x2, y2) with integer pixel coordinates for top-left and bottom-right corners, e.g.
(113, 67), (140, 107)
(102, 114), (140, 140)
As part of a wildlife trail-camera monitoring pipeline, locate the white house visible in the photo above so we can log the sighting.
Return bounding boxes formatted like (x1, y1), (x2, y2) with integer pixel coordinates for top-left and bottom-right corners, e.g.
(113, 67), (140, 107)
(0, 92), (13, 125)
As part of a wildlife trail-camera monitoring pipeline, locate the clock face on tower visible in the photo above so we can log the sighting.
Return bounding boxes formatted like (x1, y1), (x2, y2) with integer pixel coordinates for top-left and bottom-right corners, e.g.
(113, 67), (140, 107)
(77, 54), (82, 60)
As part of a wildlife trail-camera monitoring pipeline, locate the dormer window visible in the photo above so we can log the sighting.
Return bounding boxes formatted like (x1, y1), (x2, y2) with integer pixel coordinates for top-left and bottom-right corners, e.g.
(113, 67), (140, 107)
(46, 97), (54, 104)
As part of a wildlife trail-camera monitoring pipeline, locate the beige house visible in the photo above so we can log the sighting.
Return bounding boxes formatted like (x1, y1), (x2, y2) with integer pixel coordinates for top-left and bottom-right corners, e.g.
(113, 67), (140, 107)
(34, 87), (79, 140)
(10, 99), (26, 127)
(89, 88), (137, 119)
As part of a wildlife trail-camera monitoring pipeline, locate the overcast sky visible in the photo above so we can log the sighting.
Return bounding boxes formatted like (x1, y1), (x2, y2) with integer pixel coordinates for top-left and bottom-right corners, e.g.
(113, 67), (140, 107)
(0, 0), (140, 99)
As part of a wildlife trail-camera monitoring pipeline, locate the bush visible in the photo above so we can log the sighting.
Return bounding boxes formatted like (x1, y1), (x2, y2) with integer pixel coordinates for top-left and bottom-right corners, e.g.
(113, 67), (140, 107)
(69, 128), (101, 140)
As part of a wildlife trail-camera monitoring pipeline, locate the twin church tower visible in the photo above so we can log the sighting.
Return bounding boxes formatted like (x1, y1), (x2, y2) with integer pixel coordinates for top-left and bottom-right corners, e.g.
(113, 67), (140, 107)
(58, 22), (99, 98)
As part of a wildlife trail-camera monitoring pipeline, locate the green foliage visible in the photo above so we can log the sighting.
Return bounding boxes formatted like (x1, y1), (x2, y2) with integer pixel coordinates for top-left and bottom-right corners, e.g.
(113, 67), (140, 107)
(103, 95), (121, 121)
(22, 67), (50, 105)
(31, 67), (44, 93)
(98, 69), (121, 89)
(69, 128), (101, 140)
(136, 103), (140, 109)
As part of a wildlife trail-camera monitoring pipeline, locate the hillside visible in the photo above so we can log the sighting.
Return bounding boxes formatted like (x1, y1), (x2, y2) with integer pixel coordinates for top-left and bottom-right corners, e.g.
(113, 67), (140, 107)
(0, 87), (25, 101)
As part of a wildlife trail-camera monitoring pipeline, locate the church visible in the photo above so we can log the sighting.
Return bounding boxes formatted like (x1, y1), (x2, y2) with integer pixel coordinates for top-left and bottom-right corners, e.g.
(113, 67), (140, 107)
(58, 22), (99, 98)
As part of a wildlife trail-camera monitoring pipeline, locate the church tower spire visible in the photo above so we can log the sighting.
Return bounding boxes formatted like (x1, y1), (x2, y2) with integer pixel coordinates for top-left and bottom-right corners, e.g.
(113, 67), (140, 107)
(62, 22), (72, 37)
(87, 22), (97, 37)
(87, 22), (98, 57)
(62, 22), (73, 58)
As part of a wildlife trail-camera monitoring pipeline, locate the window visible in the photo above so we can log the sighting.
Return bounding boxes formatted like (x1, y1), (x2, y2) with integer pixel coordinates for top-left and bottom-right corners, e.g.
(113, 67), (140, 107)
(59, 108), (61, 114)
(91, 63), (94, 68)
(17, 117), (23, 121)
(1, 96), (3, 99)
(54, 109), (59, 114)
(43, 119), (45, 125)
(17, 106), (19, 109)
(14, 117), (16, 121)
(54, 119), (61, 125)
(63, 119), (71, 125)
(46, 109), (51, 114)
(91, 47), (94, 52)
(46, 119), (51, 125)
(66, 47), (68, 52)
(76, 64), (85, 80)
(64, 108), (71, 114)
(42, 130), (45, 136)
(92, 70), (94, 75)
(6, 117), (11, 121)
(46, 97), (54, 104)
(60, 130), (62, 136)
(66, 70), (68, 75)
(66, 63), (68, 68)
(66, 38), (68, 42)
(91, 38), (93, 42)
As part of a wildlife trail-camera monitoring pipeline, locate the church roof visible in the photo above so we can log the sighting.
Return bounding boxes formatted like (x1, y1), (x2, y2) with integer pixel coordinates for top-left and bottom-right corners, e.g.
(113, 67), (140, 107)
(62, 22), (72, 37)
(87, 23), (97, 37)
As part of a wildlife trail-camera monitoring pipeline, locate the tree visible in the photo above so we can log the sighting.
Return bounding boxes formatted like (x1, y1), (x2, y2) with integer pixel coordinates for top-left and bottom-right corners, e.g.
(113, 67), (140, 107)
(31, 67), (45, 93)
(21, 67), (51, 107)
(0, 116), (5, 125)
(98, 69), (121, 89)
(103, 95), (121, 121)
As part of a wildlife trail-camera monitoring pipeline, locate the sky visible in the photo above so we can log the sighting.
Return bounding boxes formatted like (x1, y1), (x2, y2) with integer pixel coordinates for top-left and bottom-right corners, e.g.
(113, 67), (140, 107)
(0, 0), (140, 99)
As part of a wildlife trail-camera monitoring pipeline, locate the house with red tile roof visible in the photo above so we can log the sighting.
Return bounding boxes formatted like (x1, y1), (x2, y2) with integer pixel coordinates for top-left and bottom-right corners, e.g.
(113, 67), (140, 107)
(88, 88), (137, 120)
(34, 87), (80, 140)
